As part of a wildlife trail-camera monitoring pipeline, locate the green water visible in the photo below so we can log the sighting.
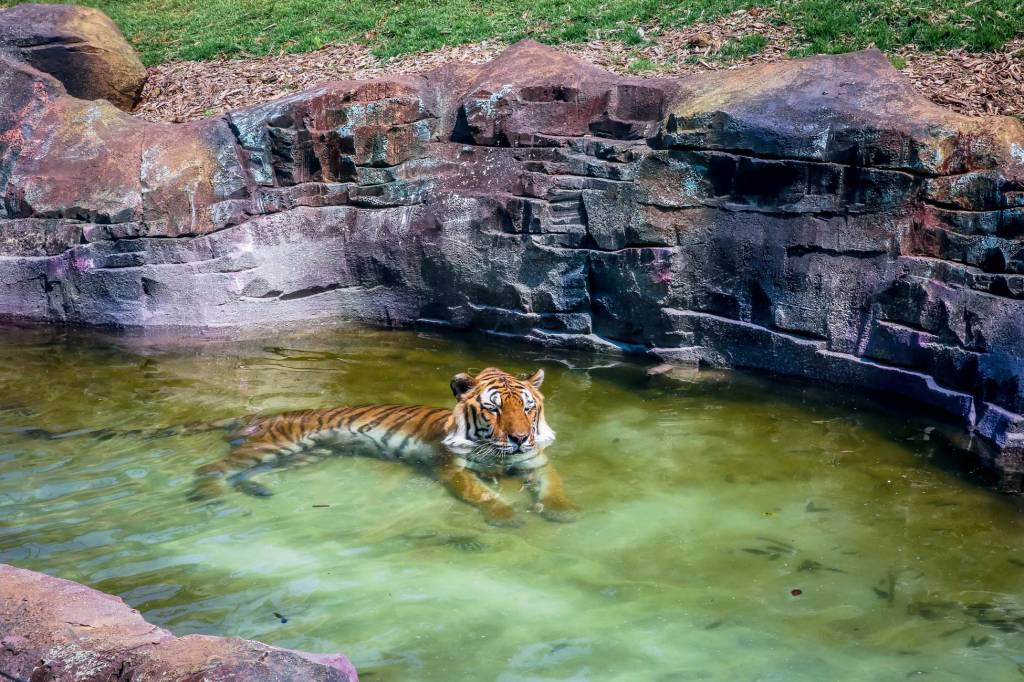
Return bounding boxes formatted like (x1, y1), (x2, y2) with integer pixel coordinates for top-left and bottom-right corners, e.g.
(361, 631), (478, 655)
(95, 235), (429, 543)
(2, 324), (1023, 682)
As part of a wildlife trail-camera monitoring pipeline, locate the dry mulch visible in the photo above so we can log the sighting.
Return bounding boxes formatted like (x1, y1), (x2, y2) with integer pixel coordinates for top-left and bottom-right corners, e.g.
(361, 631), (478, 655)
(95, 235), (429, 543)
(133, 9), (1024, 124)
(134, 41), (505, 122)
(896, 39), (1024, 117)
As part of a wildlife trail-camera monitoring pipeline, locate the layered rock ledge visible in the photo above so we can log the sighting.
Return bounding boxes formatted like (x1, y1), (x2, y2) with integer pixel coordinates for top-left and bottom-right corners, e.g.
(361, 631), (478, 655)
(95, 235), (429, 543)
(0, 563), (359, 681)
(0, 6), (1023, 487)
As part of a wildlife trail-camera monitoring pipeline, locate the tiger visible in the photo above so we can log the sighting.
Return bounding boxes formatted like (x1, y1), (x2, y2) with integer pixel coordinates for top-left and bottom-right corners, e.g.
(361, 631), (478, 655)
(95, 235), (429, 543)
(188, 367), (578, 526)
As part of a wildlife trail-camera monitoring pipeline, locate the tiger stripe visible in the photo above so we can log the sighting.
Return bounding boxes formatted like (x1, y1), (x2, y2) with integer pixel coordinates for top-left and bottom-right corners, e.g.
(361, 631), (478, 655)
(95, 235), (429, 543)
(187, 367), (578, 526)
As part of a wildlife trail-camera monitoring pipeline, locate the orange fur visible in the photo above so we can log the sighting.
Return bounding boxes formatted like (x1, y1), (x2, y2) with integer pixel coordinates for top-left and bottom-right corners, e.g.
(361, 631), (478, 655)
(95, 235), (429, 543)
(188, 367), (577, 525)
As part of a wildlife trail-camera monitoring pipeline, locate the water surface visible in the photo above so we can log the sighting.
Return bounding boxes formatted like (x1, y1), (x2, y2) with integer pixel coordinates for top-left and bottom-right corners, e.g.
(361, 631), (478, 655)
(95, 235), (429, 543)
(1, 324), (1023, 681)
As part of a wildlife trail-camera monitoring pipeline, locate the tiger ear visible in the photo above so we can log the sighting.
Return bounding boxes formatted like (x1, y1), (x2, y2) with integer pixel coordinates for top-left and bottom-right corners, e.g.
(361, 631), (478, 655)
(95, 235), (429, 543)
(450, 372), (476, 400)
(526, 368), (544, 389)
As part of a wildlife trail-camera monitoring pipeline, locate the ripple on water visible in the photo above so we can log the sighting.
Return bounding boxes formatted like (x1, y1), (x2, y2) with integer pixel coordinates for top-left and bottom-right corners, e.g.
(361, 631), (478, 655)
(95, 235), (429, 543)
(0, 324), (1022, 681)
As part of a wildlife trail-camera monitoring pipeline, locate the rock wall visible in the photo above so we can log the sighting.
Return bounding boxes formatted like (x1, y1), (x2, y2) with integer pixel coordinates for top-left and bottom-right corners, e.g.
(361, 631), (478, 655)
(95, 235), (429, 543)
(0, 15), (1022, 486)
(0, 563), (359, 681)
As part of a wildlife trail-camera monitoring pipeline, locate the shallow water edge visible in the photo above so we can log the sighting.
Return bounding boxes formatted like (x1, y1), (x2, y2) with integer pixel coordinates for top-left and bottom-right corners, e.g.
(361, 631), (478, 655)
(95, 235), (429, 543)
(2, 317), (1017, 495)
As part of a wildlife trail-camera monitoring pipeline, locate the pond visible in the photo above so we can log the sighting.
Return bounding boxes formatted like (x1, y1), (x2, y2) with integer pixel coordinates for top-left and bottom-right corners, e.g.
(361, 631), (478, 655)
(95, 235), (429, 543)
(1, 323), (1023, 681)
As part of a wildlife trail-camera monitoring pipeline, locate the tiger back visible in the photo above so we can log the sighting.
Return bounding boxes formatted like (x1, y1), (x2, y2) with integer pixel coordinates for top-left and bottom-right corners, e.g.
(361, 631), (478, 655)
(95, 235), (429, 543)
(188, 367), (578, 525)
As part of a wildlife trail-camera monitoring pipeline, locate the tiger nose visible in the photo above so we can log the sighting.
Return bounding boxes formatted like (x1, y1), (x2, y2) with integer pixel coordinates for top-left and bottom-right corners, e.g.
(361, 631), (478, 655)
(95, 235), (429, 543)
(508, 433), (529, 447)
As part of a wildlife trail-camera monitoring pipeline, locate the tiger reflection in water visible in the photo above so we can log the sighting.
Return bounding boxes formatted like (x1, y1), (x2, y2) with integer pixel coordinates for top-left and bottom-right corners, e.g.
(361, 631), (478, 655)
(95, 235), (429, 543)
(189, 367), (577, 526)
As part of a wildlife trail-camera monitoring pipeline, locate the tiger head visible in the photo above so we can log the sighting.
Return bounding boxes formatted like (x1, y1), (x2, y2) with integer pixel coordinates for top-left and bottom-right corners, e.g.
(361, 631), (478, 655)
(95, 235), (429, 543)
(442, 367), (556, 461)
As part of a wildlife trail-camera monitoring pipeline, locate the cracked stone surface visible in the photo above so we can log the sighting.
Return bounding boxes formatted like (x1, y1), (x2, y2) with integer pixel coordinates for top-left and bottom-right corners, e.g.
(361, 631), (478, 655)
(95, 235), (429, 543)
(0, 15), (1023, 487)
(0, 563), (359, 682)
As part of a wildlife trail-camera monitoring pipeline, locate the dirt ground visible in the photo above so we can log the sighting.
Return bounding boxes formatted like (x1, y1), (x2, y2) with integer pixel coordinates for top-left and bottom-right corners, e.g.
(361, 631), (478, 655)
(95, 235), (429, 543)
(133, 8), (1024, 123)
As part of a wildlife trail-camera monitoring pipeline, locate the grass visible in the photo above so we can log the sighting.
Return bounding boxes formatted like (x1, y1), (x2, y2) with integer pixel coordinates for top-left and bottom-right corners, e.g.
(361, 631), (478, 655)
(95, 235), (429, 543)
(3, 0), (1022, 66)
(627, 57), (657, 73)
(717, 33), (769, 60)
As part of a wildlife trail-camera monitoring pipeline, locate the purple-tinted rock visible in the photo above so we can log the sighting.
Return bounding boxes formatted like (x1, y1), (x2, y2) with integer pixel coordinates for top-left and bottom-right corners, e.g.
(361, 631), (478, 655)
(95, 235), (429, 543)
(0, 563), (358, 682)
(0, 4), (147, 110)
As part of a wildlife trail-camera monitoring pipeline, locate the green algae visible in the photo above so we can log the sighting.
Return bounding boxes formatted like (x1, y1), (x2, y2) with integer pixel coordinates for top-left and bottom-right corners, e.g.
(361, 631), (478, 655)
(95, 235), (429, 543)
(0, 324), (1022, 681)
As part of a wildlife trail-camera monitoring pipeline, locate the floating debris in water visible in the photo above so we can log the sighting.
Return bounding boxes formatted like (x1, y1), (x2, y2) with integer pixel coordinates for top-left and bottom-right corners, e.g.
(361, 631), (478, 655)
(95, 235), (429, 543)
(311, 504), (331, 508)
(753, 532), (790, 557)
(704, 620), (725, 630)
(966, 635), (990, 648)
(445, 535), (487, 552)
(790, 589), (802, 596)
(909, 605), (944, 621)
(402, 529), (488, 552)
(805, 501), (831, 513)
(0, 426), (55, 439)
(938, 625), (970, 638)
(0, 402), (33, 417)
(741, 537), (799, 561)
(976, 618), (1021, 633)
(756, 537), (795, 552)
(273, 611), (288, 623)
(539, 356), (621, 372)
(965, 602), (1024, 633)
(906, 601), (954, 621)
(402, 528), (439, 541)
(873, 569), (898, 606)
(1008, 557), (1024, 568)
(905, 598), (1024, 634)
(262, 346), (348, 362)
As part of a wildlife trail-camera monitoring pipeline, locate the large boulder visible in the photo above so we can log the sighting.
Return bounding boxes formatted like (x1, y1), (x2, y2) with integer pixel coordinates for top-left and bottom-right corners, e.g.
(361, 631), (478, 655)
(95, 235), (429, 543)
(0, 24), (1022, 488)
(0, 3), (146, 110)
(0, 563), (359, 682)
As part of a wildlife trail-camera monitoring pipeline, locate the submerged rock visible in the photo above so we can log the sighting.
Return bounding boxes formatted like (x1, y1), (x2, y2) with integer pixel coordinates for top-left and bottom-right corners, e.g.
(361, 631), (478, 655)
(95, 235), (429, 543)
(0, 6), (1021, 488)
(0, 563), (359, 681)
